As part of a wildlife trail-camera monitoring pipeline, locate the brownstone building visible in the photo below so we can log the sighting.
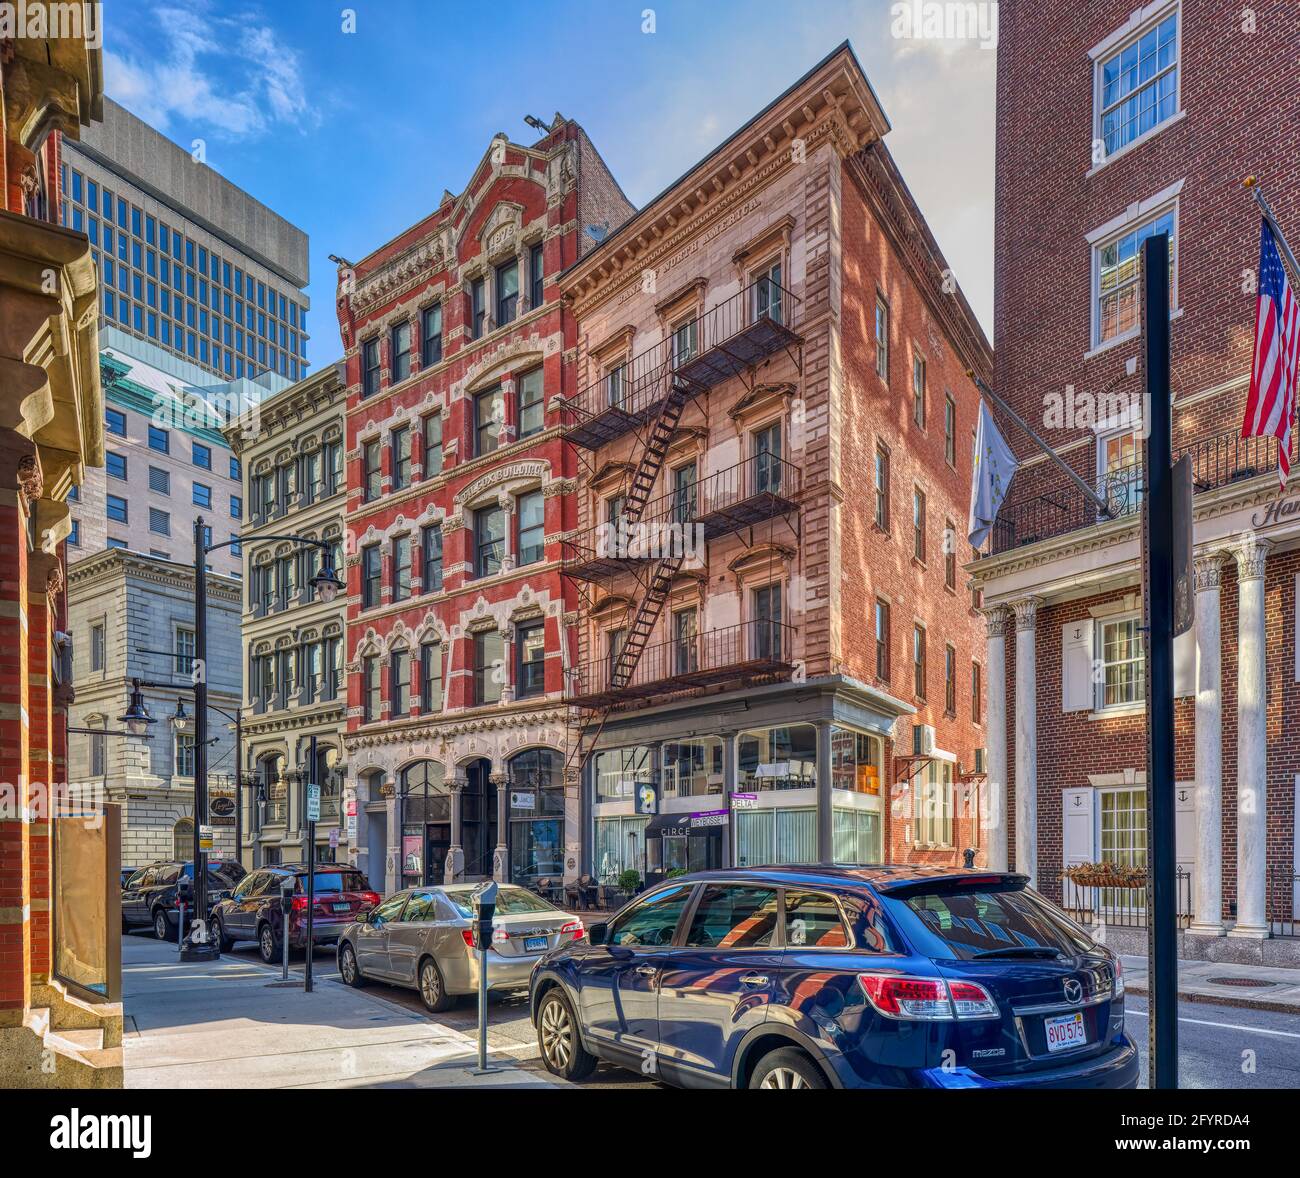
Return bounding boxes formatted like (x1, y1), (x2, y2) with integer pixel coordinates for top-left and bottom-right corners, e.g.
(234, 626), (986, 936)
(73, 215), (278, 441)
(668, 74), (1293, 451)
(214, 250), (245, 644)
(335, 119), (631, 891)
(0, 14), (115, 1084)
(973, 0), (1300, 958)
(560, 43), (991, 884)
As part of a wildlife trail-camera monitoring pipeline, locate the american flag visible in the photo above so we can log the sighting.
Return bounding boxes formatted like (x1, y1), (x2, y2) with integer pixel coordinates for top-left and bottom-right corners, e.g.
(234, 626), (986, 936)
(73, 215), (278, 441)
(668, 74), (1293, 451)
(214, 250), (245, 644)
(1243, 218), (1300, 484)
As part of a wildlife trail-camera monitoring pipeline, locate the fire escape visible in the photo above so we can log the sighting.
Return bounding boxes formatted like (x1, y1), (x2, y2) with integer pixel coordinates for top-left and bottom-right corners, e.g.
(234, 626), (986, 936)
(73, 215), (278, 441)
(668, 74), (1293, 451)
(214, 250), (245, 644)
(559, 278), (805, 788)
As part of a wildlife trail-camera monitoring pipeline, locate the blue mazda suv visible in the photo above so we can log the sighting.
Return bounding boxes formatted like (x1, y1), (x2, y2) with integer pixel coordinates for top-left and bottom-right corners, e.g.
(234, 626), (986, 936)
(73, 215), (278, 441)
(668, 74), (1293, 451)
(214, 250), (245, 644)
(529, 865), (1138, 1089)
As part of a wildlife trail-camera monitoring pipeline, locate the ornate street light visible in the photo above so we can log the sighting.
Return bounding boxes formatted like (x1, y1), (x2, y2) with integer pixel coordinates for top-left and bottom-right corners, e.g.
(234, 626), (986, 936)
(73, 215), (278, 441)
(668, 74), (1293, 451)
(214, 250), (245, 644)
(119, 679), (155, 737)
(170, 697), (191, 732)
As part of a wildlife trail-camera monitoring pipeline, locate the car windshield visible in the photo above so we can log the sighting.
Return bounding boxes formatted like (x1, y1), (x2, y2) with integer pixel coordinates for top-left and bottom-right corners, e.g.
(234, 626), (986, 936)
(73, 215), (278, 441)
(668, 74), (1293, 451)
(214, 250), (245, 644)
(443, 887), (558, 917)
(883, 882), (1095, 961)
(295, 871), (368, 894)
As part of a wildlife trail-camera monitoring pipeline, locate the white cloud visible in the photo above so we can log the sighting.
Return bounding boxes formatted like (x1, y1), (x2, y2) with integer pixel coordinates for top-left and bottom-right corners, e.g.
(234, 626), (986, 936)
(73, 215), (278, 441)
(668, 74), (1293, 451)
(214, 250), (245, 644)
(105, 3), (316, 140)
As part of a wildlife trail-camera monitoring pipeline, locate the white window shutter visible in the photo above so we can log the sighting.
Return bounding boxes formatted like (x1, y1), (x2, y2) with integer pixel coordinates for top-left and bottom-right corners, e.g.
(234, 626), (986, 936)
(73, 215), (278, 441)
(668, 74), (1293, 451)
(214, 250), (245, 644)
(1174, 781), (1195, 875)
(1061, 619), (1095, 712)
(1173, 625), (1196, 698)
(1062, 787), (1095, 867)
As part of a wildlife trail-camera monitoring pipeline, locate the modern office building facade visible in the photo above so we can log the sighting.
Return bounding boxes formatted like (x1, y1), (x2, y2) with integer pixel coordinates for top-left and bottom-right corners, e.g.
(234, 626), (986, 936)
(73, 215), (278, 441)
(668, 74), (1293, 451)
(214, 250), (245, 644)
(561, 44), (992, 887)
(66, 550), (241, 869)
(337, 118), (633, 893)
(227, 363), (348, 870)
(60, 98), (311, 383)
(971, 0), (1300, 955)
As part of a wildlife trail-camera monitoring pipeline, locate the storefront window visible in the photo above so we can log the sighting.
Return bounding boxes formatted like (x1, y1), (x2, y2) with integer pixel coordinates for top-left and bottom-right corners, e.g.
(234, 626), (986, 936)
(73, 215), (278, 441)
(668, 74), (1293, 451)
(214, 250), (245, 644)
(830, 727), (882, 794)
(593, 745), (653, 802)
(833, 808), (882, 864)
(594, 815), (648, 882)
(662, 737), (724, 799)
(400, 760), (449, 887)
(508, 748), (564, 885)
(737, 724), (816, 791)
(734, 807), (816, 866)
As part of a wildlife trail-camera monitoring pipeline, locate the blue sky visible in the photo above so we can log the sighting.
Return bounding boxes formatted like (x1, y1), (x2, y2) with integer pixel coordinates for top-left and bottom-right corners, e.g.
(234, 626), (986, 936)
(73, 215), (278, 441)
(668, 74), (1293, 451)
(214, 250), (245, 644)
(103, 0), (995, 368)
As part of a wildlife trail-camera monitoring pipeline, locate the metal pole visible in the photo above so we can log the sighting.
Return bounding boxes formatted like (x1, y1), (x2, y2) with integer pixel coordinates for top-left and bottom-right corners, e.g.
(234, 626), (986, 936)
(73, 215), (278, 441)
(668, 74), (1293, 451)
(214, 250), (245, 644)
(477, 935), (489, 1070)
(1245, 176), (1300, 286)
(1141, 233), (1178, 1090)
(178, 900), (185, 954)
(234, 711), (243, 871)
(305, 733), (317, 994)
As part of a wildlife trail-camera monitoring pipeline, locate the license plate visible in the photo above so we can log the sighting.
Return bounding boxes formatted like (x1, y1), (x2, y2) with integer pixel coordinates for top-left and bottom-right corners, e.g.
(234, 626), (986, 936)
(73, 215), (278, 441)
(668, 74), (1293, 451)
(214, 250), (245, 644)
(1044, 1011), (1087, 1053)
(331, 903), (351, 914)
(524, 935), (549, 952)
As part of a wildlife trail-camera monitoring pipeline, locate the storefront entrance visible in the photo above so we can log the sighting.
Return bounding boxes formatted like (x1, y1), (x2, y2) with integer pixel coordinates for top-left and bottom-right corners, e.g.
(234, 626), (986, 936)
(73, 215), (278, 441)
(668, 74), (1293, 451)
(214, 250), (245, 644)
(507, 749), (564, 885)
(400, 760), (450, 887)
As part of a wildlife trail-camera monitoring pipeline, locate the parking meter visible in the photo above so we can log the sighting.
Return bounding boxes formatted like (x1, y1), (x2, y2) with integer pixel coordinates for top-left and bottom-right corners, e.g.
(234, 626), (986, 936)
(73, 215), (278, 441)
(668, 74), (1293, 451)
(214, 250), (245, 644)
(471, 881), (499, 1074)
(176, 875), (193, 951)
(279, 876), (295, 981)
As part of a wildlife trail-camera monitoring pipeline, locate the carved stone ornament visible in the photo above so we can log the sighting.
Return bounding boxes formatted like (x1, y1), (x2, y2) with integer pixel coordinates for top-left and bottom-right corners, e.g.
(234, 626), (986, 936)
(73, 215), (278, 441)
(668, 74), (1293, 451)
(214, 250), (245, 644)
(17, 454), (43, 503)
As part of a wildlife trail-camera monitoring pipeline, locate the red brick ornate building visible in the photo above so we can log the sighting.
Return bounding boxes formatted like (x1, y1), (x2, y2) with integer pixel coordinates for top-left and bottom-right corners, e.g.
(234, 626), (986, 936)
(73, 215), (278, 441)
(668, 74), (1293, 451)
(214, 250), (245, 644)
(336, 119), (631, 891)
(973, 1), (1300, 956)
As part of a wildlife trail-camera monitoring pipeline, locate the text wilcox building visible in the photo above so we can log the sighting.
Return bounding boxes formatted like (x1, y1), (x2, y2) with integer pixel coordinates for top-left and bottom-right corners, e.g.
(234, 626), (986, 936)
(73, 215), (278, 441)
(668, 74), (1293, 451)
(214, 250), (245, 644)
(337, 118), (633, 892)
(972, 0), (1300, 959)
(559, 44), (991, 886)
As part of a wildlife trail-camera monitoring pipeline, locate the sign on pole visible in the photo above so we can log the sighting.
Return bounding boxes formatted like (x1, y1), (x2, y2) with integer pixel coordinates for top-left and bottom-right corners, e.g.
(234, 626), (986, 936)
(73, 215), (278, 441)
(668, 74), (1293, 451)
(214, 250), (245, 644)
(306, 782), (321, 823)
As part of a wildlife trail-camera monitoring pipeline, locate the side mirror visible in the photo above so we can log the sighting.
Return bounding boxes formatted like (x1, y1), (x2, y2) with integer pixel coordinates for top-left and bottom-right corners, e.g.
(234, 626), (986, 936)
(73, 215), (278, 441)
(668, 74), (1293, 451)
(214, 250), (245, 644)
(586, 921), (607, 946)
(357, 906), (375, 925)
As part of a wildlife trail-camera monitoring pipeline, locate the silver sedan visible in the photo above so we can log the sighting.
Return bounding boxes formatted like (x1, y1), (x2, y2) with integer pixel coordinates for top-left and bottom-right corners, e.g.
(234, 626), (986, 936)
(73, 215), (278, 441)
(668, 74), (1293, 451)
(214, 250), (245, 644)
(336, 884), (585, 1012)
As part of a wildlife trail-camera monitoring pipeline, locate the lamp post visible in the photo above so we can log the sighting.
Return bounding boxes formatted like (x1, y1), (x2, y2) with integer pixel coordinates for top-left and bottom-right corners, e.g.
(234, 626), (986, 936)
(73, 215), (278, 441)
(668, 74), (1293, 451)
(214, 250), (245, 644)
(176, 516), (344, 962)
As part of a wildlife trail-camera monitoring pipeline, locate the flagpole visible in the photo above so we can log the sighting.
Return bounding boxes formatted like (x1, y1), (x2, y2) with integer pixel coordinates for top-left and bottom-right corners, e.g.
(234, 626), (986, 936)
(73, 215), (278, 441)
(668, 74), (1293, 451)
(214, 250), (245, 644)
(1245, 176), (1300, 287)
(966, 370), (1114, 517)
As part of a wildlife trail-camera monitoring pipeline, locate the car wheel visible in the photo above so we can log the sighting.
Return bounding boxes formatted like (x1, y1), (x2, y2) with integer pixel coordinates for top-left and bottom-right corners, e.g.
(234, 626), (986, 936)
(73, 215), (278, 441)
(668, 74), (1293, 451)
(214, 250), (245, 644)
(153, 909), (171, 941)
(339, 942), (366, 988)
(536, 989), (596, 1082)
(749, 1047), (827, 1090)
(258, 923), (278, 964)
(211, 916), (232, 952)
(418, 957), (454, 1013)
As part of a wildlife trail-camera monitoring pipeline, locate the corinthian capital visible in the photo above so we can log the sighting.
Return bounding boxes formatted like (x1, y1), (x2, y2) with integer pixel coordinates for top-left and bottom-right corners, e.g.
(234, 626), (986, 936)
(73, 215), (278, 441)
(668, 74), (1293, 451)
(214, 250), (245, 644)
(983, 606), (1011, 640)
(1234, 536), (1270, 582)
(1193, 553), (1226, 593)
(1012, 597), (1041, 632)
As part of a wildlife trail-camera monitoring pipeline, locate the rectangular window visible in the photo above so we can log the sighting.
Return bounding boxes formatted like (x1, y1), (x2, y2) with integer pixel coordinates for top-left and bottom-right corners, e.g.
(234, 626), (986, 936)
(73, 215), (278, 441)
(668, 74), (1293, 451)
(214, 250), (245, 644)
(672, 316), (698, 367)
(873, 296), (894, 379)
(470, 277), (486, 339)
(674, 607), (698, 675)
(107, 494), (128, 523)
(945, 519), (957, 589)
(231, 494), (242, 519)
(192, 441), (211, 470)
(422, 413), (443, 477)
(972, 661), (982, 724)
(475, 631), (504, 706)
(391, 425), (411, 491)
(149, 507), (170, 535)
(913, 625), (927, 700)
(362, 656), (380, 722)
(420, 641), (443, 712)
(912, 352), (926, 427)
(753, 422), (783, 494)
(874, 444), (890, 530)
(421, 303), (442, 368)
(1096, 8), (1179, 158)
(390, 647), (411, 716)
(176, 734), (197, 779)
(1095, 206), (1176, 346)
(70, 519), (81, 546)
(192, 482), (212, 508)
(529, 241), (544, 309)
(516, 620), (545, 698)
(1099, 616), (1145, 709)
(496, 258), (519, 326)
(475, 505), (505, 578)
(913, 488), (926, 562)
(361, 545), (381, 609)
(916, 759), (953, 847)
(148, 425), (170, 453)
(175, 626), (196, 675)
(672, 462), (697, 524)
(875, 599), (890, 681)
(944, 395), (956, 466)
(363, 440), (381, 502)
(516, 490), (544, 566)
(362, 337), (380, 398)
(392, 535), (412, 602)
(752, 583), (783, 660)
(475, 386), (504, 456)
(945, 644), (957, 715)
(517, 367), (544, 439)
(421, 525), (443, 593)
(90, 622), (105, 672)
(106, 451), (127, 480)
(390, 320), (411, 384)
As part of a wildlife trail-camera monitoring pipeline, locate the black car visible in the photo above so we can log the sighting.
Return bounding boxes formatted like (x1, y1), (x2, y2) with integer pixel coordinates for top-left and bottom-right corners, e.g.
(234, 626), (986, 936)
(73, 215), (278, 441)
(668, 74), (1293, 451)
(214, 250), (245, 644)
(121, 859), (246, 940)
(209, 865), (379, 963)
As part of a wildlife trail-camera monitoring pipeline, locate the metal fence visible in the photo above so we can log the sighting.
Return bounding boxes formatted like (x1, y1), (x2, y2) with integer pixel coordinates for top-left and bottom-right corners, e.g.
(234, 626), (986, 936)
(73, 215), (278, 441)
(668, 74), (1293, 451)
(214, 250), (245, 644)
(1268, 865), (1300, 938)
(1058, 867), (1193, 930)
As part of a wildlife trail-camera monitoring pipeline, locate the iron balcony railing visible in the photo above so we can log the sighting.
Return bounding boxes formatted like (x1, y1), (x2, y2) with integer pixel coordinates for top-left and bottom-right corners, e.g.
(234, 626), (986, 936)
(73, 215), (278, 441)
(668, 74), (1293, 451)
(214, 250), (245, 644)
(562, 454), (802, 581)
(561, 278), (802, 449)
(1058, 867), (1193, 930)
(566, 619), (794, 708)
(1268, 864), (1299, 938)
(992, 429), (1280, 554)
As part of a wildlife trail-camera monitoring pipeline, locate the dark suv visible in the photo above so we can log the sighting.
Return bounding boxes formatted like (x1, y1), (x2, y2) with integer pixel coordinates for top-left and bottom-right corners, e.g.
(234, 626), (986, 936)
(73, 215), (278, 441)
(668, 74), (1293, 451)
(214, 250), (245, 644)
(530, 866), (1138, 1089)
(121, 860), (246, 940)
(209, 865), (379, 963)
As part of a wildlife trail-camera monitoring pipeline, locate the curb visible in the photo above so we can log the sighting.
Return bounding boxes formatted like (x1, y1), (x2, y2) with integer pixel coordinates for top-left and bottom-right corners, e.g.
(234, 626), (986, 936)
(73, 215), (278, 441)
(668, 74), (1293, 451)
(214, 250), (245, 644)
(1125, 982), (1300, 1016)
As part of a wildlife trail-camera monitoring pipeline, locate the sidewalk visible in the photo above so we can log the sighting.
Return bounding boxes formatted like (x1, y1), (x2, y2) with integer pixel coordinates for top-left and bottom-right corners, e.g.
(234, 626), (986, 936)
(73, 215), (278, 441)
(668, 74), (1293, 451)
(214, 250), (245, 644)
(121, 935), (559, 1089)
(1121, 955), (1300, 1014)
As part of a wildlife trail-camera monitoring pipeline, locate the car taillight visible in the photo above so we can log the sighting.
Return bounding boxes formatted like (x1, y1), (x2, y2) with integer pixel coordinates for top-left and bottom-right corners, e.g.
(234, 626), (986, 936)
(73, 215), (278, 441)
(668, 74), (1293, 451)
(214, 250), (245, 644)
(559, 920), (585, 941)
(461, 929), (475, 949)
(1113, 958), (1125, 997)
(361, 892), (381, 906)
(290, 896), (308, 912)
(858, 973), (999, 1021)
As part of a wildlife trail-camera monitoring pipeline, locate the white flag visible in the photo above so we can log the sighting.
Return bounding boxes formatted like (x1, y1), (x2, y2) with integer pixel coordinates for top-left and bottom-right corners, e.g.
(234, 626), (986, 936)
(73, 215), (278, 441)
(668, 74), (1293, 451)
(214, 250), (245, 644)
(968, 399), (1018, 549)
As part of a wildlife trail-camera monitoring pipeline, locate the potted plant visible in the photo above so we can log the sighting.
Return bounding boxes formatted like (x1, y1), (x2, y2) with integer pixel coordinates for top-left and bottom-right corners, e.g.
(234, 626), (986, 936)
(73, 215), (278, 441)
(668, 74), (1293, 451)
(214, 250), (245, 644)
(617, 868), (643, 893)
(1062, 861), (1147, 889)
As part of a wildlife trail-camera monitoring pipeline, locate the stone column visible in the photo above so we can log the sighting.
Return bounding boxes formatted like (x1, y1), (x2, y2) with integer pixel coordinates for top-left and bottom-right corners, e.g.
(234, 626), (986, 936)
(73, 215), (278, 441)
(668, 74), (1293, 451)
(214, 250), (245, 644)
(1013, 597), (1040, 888)
(815, 722), (834, 861)
(1190, 554), (1225, 936)
(491, 770), (510, 882)
(983, 607), (1011, 872)
(499, 625), (515, 704)
(499, 492), (517, 573)
(1230, 538), (1270, 938)
(445, 774), (467, 883)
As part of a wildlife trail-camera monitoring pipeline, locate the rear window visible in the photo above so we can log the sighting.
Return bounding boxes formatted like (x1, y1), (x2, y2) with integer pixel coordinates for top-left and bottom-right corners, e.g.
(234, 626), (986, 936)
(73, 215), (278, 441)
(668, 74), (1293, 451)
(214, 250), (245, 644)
(443, 887), (557, 917)
(884, 883), (1095, 961)
(297, 871), (368, 894)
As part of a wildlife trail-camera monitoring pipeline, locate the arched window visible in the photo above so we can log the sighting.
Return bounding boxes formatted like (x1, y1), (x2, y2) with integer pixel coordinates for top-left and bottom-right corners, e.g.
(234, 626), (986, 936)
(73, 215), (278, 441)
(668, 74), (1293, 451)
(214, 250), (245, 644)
(173, 818), (194, 860)
(507, 748), (564, 885)
(259, 752), (287, 824)
(400, 760), (448, 822)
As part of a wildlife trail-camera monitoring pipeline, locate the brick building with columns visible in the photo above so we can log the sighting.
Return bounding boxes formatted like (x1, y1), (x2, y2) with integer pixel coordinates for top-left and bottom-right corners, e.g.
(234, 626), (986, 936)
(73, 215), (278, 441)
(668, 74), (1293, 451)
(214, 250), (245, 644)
(336, 119), (632, 893)
(971, 0), (1300, 958)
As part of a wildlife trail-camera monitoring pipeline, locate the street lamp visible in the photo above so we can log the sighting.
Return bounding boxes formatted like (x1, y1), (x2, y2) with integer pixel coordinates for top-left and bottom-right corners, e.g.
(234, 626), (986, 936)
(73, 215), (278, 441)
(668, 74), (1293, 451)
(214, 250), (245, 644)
(119, 679), (155, 737)
(170, 697), (190, 732)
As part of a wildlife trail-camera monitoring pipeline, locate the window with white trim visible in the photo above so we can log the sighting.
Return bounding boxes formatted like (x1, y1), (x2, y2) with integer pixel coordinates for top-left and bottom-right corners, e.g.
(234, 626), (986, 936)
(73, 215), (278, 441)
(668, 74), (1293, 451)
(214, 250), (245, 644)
(1097, 615), (1145, 710)
(1093, 205), (1175, 346)
(915, 759), (953, 847)
(1095, 5), (1180, 160)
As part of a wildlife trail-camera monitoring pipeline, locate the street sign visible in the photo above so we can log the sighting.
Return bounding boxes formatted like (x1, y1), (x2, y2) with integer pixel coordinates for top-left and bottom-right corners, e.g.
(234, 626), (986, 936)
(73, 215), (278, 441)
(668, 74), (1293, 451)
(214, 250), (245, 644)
(306, 782), (321, 822)
(732, 792), (759, 809)
(346, 814), (357, 841)
(210, 796), (235, 818)
(199, 824), (214, 852)
(1172, 453), (1195, 637)
(329, 827), (339, 849)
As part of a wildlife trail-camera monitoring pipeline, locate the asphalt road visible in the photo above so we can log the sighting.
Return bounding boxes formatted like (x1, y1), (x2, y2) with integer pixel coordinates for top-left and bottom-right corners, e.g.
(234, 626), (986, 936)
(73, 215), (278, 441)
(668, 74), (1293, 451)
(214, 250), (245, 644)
(130, 929), (1300, 1090)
